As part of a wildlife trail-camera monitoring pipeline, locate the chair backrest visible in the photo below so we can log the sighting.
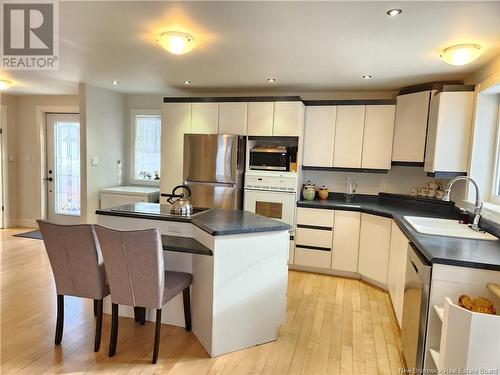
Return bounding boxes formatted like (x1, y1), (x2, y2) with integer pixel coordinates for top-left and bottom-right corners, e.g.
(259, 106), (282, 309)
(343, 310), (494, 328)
(37, 220), (108, 299)
(94, 225), (165, 309)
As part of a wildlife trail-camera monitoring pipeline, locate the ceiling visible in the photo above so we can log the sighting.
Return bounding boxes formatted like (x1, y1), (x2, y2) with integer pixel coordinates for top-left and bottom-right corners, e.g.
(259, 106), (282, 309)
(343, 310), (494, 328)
(3, 1), (500, 95)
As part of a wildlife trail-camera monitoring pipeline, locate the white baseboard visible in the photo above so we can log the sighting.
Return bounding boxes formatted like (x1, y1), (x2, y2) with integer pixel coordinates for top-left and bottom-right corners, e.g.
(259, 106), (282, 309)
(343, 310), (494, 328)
(288, 264), (389, 291)
(17, 219), (38, 229)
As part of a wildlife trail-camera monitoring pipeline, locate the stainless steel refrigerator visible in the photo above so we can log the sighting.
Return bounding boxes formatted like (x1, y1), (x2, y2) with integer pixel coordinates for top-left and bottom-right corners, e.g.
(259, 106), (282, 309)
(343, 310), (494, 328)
(183, 134), (245, 210)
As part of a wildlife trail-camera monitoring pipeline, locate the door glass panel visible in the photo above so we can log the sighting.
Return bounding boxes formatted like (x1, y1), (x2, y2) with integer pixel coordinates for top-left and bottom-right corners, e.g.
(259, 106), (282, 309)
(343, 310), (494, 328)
(255, 201), (283, 219)
(54, 121), (80, 215)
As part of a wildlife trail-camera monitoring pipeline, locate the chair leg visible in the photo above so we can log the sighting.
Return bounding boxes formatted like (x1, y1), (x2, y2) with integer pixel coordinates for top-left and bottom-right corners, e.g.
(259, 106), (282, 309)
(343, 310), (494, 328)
(94, 299), (103, 352)
(93, 299), (98, 316)
(55, 294), (64, 345)
(152, 308), (162, 364)
(134, 307), (146, 325)
(134, 307), (140, 322)
(183, 287), (192, 332)
(108, 303), (119, 357)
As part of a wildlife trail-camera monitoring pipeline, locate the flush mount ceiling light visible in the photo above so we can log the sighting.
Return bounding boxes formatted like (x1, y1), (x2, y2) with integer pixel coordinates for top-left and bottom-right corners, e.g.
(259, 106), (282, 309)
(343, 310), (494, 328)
(362, 75), (373, 79)
(440, 44), (482, 66)
(0, 79), (14, 90)
(183, 80), (191, 85)
(112, 80), (119, 86)
(386, 8), (402, 17)
(267, 78), (277, 83)
(157, 31), (196, 55)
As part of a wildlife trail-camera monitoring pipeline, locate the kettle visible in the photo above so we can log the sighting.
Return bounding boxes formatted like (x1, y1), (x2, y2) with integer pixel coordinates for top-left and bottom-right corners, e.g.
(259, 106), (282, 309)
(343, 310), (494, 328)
(166, 185), (193, 215)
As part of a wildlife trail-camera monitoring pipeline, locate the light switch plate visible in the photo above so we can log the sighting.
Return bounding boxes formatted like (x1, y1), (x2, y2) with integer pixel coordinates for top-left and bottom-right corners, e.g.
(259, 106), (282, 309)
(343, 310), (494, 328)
(91, 156), (98, 166)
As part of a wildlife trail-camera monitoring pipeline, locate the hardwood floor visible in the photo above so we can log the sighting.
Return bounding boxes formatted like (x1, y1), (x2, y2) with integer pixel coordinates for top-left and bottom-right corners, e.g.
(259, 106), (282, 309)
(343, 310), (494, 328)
(1, 227), (404, 374)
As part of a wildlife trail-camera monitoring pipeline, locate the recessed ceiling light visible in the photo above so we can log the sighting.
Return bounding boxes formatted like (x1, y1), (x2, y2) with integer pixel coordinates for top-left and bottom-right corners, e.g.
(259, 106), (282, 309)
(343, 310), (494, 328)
(183, 80), (191, 85)
(157, 31), (196, 55)
(0, 79), (14, 90)
(112, 80), (119, 86)
(267, 78), (277, 83)
(386, 9), (402, 17)
(440, 44), (482, 66)
(362, 75), (372, 79)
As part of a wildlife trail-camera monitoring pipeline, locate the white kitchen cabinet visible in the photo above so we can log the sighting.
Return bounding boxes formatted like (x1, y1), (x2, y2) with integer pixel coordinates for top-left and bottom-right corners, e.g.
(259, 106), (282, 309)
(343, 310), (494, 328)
(218, 102), (247, 135)
(160, 103), (191, 200)
(190, 103), (219, 134)
(294, 207), (334, 268)
(424, 91), (474, 173)
(361, 105), (396, 169)
(333, 105), (365, 168)
(247, 102), (274, 136)
(303, 106), (336, 167)
(273, 101), (304, 136)
(358, 213), (392, 287)
(388, 221), (409, 327)
(100, 186), (160, 209)
(296, 207), (334, 227)
(392, 91), (431, 163)
(332, 211), (361, 273)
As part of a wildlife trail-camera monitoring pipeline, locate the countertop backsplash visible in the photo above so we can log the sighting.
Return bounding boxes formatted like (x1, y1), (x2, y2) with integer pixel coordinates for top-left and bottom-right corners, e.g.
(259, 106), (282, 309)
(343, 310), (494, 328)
(302, 166), (467, 202)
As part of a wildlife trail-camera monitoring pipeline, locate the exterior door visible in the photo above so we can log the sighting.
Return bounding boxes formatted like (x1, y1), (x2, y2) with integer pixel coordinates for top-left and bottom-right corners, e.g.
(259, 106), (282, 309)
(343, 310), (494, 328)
(46, 114), (81, 224)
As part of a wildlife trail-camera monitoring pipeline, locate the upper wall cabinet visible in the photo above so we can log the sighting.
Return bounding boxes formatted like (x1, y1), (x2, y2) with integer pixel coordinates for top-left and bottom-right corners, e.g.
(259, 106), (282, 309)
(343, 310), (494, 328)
(247, 102), (274, 136)
(392, 91), (431, 164)
(303, 103), (396, 171)
(273, 101), (305, 136)
(424, 90), (475, 174)
(218, 102), (247, 135)
(190, 103), (219, 134)
(361, 105), (396, 169)
(160, 103), (191, 199)
(333, 105), (366, 168)
(303, 106), (336, 167)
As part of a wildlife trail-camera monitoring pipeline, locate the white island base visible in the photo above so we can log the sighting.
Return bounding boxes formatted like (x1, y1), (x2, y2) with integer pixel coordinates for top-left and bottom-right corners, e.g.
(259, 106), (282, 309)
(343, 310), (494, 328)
(97, 214), (289, 357)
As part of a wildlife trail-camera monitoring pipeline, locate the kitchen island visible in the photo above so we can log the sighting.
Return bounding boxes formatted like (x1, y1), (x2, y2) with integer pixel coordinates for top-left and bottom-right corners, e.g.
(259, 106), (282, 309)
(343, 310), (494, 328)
(96, 203), (291, 357)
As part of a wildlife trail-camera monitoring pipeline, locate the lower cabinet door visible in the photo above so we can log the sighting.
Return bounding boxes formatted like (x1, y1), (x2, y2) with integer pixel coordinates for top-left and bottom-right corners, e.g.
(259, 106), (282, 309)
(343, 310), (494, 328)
(296, 227), (333, 248)
(388, 221), (409, 327)
(289, 237), (295, 265)
(294, 246), (332, 268)
(332, 211), (361, 272)
(358, 213), (392, 287)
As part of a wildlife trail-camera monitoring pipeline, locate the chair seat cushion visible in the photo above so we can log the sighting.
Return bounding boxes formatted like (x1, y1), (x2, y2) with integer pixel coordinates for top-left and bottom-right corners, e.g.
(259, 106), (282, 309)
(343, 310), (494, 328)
(162, 271), (192, 304)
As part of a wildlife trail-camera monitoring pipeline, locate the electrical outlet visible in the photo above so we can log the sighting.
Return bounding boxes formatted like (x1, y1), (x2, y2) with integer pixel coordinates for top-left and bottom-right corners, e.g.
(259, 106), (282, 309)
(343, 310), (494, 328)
(168, 224), (181, 233)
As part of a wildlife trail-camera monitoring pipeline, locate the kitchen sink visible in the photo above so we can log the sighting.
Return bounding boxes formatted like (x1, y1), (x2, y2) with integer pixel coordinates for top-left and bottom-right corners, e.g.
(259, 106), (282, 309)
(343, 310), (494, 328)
(403, 216), (498, 241)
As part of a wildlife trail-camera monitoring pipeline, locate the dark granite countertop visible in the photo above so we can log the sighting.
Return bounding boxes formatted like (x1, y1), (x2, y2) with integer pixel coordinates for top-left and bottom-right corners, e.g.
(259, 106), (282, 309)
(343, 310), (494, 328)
(162, 235), (212, 256)
(96, 203), (291, 236)
(298, 193), (500, 271)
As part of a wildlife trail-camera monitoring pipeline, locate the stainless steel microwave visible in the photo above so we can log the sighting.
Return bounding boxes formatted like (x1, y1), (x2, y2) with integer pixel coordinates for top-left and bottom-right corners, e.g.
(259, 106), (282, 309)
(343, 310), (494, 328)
(249, 146), (289, 171)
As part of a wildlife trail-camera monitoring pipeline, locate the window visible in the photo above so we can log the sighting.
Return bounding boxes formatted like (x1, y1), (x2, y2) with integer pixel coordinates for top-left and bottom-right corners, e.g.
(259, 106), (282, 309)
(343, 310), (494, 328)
(491, 98), (500, 204)
(131, 110), (161, 184)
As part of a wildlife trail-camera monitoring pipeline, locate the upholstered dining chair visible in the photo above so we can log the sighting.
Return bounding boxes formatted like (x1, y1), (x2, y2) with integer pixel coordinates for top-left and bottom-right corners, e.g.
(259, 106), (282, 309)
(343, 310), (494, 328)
(94, 226), (192, 364)
(37, 220), (110, 352)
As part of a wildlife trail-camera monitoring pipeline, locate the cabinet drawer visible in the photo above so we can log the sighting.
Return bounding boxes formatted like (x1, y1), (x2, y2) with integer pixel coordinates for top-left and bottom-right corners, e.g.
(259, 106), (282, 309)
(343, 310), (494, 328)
(296, 207), (334, 227)
(295, 227), (332, 249)
(294, 246), (331, 268)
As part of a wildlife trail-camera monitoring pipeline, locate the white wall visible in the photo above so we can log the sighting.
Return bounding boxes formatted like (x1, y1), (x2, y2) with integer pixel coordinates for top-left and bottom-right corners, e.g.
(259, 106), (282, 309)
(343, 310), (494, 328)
(80, 84), (126, 223)
(13, 95), (79, 227)
(0, 94), (18, 227)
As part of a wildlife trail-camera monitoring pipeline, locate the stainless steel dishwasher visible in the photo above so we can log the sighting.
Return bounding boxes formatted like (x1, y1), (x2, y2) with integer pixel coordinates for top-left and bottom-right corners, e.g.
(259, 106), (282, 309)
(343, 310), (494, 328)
(401, 242), (432, 371)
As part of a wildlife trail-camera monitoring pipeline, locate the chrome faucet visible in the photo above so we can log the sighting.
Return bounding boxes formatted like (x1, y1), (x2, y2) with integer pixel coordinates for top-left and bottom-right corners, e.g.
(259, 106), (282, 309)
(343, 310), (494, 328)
(442, 176), (483, 232)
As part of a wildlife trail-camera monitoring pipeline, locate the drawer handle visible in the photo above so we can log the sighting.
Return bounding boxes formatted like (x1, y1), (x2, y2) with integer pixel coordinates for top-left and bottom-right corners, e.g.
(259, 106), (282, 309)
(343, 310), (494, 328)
(297, 224), (332, 231)
(295, 245), (331, 252)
